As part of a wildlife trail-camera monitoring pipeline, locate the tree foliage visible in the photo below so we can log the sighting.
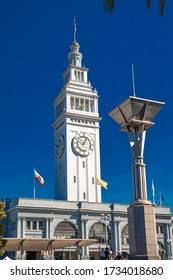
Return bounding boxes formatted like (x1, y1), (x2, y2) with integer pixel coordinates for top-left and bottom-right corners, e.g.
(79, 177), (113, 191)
(0, 201), (7, 256)
(104, 0), (166, 15)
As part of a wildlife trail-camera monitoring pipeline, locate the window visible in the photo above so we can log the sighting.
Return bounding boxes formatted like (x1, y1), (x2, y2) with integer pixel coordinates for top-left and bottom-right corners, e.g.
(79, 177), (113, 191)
(75, 98), (79, 110)
(74, 71), (77, 80)
(90, 100), (95, 112)
(56, 99), (65, 117)
(85, 100), (89, 111)
(89, 222), (111, 245)
(54, 221), (77, 239)
(26, 220), (44, 230)
(157, 225), (164, 234)
(121, 225), (129, 245)
(156, 226), (159, 234)
(39, 221), (43, 230)
(74, 176), (76, 183)
(92, 177), (94, 184)
(83, 161), (85, 168)
(83, 192), (86, 199)
(81, 72), (84, 81)
(70, 97), (74, 109)
(80, 99), (84, 110)
(26, 221), (31, 230)
(33, 221), (37, 230)
(160, 226), (163, 234)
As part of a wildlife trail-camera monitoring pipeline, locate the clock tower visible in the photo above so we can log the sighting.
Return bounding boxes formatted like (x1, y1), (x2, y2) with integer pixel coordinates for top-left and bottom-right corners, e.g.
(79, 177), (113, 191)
(53, 38), (102, 202)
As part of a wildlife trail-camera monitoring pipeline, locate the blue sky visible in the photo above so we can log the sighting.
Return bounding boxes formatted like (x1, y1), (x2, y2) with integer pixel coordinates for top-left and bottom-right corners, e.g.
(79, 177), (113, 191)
(0, 1), (173, 209)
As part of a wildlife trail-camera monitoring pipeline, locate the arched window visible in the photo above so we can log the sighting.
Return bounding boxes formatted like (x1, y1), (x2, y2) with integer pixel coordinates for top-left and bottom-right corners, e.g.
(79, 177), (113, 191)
(121, 224), (129, 245)
(89, 222), (111, 245)
(54, 221), (78, 239)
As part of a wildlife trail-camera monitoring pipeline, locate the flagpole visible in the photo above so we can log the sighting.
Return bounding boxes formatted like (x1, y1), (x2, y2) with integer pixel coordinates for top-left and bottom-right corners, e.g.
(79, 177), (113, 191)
(34, 168), (36, 199)
(74, 17), (76, 41)
(159, 191), (162, 206)
(152, 179), (155, 205)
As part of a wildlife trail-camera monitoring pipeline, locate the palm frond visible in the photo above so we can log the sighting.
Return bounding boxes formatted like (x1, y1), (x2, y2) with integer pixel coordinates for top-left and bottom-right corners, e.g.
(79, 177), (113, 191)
(104, 0), (115, 12)
(159, 0), (166, 15)
(104, 0), (166, 15)
(146, 0), (151, 9)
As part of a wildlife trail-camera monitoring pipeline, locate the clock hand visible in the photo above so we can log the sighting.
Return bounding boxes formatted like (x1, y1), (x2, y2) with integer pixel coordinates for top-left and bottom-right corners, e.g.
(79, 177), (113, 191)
(83, 140), (91, 151)
(83, 138), (87, 145)
(78, 138), (85, 145)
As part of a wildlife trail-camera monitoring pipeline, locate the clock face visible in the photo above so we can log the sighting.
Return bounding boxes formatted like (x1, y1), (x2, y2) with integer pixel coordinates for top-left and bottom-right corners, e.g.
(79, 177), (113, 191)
(73, 132), (94, 156)
(55, 135), (65, 158)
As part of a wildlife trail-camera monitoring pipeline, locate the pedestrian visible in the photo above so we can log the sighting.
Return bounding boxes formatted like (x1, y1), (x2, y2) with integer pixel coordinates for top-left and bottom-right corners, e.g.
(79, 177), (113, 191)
(115, 251), (123, 260)
(109, 248), (115, 260)
(99, 247), (106, 260)
(105, 247), (110, 260)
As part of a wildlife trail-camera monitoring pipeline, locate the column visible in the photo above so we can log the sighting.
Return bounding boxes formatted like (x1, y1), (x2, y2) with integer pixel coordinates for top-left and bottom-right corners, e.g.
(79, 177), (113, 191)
(84, 220), (89, 257)
(81, 219), (89, 260)
(169, 223), (173, 259)
(20, 217), (26, 259)
(21, 217), (25, 238)
(45, 218), (49, 238)
(111, 220), (116, 253)
(17, 217), (21, 238)
(113, 219), (121, 255)
(81, 219), (85, 256)
(117, 221), (121, 253)
(113, 221), (118, 255)
(48, 218), (53, 238)
(166, 224), (172, 260)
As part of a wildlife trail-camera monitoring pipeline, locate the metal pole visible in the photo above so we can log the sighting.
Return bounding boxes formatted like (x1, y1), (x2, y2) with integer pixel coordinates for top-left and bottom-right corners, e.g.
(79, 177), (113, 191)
(101, 214), (110, 247)
(105, 219), (107, 247)
(34, 169), (36, 199)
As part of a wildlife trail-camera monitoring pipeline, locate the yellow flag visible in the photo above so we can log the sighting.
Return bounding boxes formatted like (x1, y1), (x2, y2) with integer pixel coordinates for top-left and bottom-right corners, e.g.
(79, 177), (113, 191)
(96, 176), (108, 190)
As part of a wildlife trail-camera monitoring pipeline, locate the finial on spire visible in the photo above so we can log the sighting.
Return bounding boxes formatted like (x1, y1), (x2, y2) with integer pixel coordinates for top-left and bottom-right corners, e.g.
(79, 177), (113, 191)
(132, 64), (136, 97)
(74, 17), (77, 41)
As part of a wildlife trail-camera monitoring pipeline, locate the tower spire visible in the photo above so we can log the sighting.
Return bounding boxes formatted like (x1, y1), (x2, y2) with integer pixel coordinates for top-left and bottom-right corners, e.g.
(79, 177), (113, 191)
(74, 18), (77, 41)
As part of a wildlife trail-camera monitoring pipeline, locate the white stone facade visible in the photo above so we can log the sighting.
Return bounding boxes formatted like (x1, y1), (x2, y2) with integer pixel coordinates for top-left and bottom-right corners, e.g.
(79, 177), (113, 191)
(5, 198), (173, 260)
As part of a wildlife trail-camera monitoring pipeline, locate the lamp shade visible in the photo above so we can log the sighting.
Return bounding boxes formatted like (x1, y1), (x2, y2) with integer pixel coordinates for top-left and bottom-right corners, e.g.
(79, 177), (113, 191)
(109, 96), (165, 131)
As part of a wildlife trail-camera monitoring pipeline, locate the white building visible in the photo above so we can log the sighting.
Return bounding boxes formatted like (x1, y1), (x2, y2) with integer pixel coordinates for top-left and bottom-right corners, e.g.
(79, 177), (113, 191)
(5, 37), (173, 260)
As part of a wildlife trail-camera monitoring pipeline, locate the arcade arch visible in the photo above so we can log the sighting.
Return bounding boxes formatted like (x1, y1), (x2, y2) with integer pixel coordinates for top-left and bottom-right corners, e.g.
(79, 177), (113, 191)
(54, 221), (78, 239)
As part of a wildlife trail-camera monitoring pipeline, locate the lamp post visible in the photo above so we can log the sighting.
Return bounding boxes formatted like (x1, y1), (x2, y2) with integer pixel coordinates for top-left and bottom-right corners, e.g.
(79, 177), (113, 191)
(109, 96), (164, 260)
(101, 214), (111, 247)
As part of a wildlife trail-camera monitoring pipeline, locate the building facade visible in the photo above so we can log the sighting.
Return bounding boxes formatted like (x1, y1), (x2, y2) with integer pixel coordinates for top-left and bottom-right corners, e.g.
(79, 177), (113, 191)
(4, 37), (173, 260)
(6, 198), (173, 260)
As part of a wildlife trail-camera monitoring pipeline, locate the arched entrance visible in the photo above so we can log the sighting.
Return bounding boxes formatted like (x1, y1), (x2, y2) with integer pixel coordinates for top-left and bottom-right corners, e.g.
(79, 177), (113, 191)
(89, 222), (111, 246)
(54, 221), (78, 239)
(121, 224), (129, 257)
(53, 221), (78, 259)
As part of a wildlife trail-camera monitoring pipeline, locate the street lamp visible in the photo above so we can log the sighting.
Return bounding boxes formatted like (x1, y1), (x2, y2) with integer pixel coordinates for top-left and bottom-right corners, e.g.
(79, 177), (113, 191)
(100, 214), (111, 247)
(109, 96), (164, 260)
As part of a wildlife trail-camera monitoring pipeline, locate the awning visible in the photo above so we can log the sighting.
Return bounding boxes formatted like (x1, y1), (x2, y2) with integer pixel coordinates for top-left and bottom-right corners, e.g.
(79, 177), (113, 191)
(3, 238), (97, 252)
